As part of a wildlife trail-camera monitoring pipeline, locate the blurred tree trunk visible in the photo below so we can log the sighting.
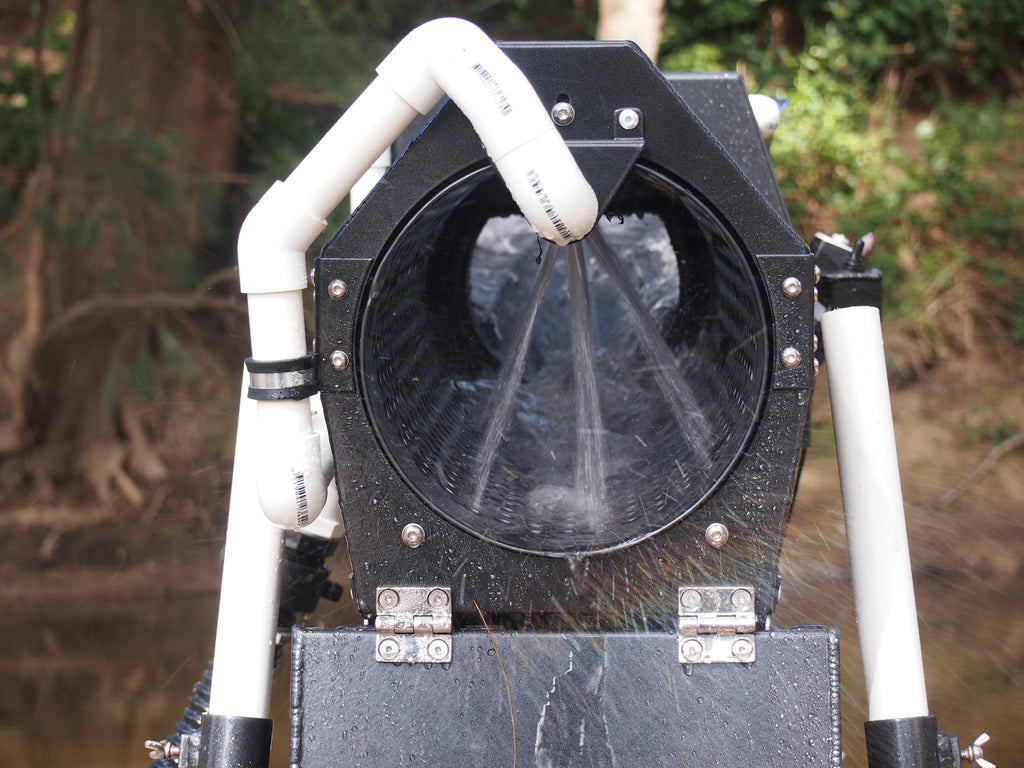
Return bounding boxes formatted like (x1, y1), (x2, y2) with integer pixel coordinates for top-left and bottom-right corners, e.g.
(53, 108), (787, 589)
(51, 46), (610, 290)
(2, 0), (238, 503)
(597, 0), (665, 62)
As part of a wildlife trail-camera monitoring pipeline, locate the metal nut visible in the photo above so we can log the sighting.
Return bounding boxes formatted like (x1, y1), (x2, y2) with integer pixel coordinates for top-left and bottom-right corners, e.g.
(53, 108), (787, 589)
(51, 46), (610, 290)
(782, 276), (803, 297)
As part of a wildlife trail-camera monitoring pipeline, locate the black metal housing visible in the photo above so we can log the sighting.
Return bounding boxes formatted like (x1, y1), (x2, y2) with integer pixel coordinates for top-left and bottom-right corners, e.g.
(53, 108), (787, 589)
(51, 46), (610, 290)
(290, 625), (842, 768)
(315, 41), (814, 624)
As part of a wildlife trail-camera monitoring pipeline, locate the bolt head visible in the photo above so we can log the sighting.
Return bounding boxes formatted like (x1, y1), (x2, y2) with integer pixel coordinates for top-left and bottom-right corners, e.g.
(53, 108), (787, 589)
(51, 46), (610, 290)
(330, 349), (350, 371)
(378, 588), (400, 610)
(618, 108), (640, 130)
(705, 522), (729, 548)
(551, 101), (575, 126)
(401, 523), (425, 548)
(328, 279), (349, 299)
(781, 347), (802, 368)
(782, 276), (803, 298)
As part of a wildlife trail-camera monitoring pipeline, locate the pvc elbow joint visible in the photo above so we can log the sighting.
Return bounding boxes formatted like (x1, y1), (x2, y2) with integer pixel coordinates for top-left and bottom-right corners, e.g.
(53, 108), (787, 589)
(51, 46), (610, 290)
(376, 17), (598, 245)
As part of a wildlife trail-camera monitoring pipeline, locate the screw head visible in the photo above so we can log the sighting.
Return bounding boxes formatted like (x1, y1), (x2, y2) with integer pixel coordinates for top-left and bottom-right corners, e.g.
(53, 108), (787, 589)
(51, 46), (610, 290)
(732, 638), (754, 661)
(330, 349), (350, 371)
(427, 638), (450, 660)
(401, 523), (425, 548)
(814, 263), (822, 284)
(782, 276), (803, 298)
(781, 347), (802, 368)
(378, 637), (400, 660)
(681, 638), (704, 662)
(730, 588), (753, 611)
(328, 279), (349, 299)
(378, 588), (400, 610)
(427, 588), (449, 608)
(680, 588), (702, 611)
(618, 108), (640, 130)
(551, 101), (575, 126)
(705, 522), (729, 549)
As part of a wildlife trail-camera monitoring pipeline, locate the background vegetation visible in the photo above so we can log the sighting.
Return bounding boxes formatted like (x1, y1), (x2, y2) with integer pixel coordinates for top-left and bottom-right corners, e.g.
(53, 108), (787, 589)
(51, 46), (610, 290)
(1, 0), (1021, 509)
(1, 3), (1021, 768)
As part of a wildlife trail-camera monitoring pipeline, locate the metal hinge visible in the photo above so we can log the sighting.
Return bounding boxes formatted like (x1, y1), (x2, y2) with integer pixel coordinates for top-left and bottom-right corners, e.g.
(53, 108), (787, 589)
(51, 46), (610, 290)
(678, 586), (757, 664)
(374, 586), (452, 664)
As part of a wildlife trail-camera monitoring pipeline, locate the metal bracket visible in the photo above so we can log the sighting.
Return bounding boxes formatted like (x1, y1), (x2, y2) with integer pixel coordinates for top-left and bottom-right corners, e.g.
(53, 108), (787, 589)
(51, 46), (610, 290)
(678, 586), (757, 664)
(374, 586), (452, 664)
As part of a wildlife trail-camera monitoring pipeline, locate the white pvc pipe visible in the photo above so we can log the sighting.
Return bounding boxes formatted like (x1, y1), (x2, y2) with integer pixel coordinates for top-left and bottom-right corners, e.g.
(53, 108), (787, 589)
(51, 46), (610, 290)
(207, 370), (285, 719)
(821, 306), (929, 721)
(237, 17), (597, 530)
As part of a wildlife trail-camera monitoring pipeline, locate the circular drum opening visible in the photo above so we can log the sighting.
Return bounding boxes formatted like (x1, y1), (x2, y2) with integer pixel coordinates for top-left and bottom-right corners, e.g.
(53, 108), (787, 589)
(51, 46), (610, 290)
(360, 164), (769, 555)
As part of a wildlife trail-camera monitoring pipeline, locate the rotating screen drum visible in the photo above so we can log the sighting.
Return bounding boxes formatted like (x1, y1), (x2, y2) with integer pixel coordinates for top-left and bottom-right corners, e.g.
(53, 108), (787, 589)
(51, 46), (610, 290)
(360, 163), (769, 555)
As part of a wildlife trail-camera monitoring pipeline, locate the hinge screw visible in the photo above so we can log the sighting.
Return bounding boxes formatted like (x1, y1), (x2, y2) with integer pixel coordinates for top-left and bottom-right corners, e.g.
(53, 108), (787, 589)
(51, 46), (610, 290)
(378, 637), (400, 661)
(681, 638), (704, 662)
(732, 638), (755, 661)
(378, 588), (400, 610)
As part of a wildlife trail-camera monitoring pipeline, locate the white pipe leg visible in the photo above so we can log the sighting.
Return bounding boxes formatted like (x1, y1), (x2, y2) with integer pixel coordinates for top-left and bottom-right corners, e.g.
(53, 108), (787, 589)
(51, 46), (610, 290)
(821, 305), (929, 721)
(207, 370), (285, 719)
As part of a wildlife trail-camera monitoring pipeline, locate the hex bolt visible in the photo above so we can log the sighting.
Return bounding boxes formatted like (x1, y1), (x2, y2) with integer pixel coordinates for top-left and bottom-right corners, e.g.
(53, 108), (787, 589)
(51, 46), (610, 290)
(378, 637), (401, 660)
(378, 588), (400, 610)
(551, 101), (575, 126)
(427, 588), (450, 608)
(401, 523), (425, 549)
(427, 638), (450, 660)
(330, 349), (350, 371)
(781, 347), (802, 368)
(730, 588), (754, 611)
(680, 588), (703, 611)
(705, 522), (729, 549)
(732, 638), (754, 661)
(328, 279), (349, 300)
(782, 276), (803, 298)
(618, 108), (640, 130)
(681, 638), (704, 662)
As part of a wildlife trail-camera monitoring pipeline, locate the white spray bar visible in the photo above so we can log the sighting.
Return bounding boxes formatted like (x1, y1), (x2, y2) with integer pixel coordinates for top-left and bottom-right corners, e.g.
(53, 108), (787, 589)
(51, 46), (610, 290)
(821, 305), (929, 721)
(237, 17), (598, 529)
